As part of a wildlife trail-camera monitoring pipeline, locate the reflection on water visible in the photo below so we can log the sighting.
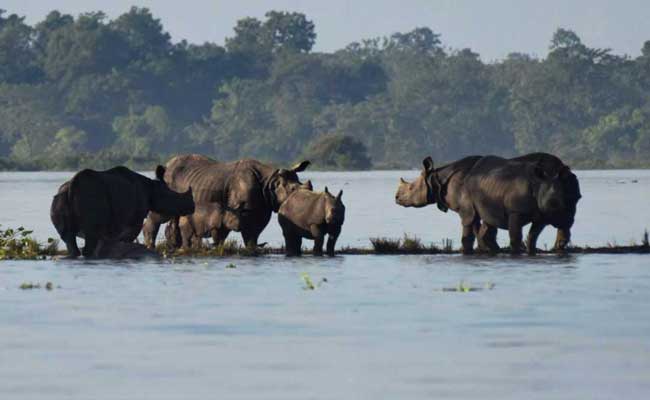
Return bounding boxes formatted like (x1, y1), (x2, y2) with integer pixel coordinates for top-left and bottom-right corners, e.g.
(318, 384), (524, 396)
(1, 171), (650, 399)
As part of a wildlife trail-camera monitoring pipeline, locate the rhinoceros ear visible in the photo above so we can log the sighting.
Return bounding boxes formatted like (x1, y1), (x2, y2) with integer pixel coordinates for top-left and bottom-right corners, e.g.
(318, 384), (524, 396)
(336, 190), (343, 202)
(422, 157), (434, 172)
(291, 160), (311, 172)
(400, 177), (407, 184)
(304, 180), (313, 191)
(155, 165), (166, 181)
(324, 186), (330, 195)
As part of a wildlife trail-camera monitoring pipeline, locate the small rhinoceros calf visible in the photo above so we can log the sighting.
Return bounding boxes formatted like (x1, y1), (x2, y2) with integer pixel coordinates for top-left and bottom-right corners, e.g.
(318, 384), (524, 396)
(278, 186), (345, 256)
(178, 203), (240, 249)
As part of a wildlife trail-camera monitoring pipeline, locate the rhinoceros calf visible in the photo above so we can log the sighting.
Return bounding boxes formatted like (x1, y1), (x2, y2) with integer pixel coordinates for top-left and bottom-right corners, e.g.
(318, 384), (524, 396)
(178, 203), (240, 249)
(50, 166), (195, 258)
(278, 186), (345, 257)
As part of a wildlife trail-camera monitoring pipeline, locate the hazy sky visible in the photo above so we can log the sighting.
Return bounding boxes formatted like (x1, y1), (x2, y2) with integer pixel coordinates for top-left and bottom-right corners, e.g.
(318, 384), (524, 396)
(3, 0), (650, 60)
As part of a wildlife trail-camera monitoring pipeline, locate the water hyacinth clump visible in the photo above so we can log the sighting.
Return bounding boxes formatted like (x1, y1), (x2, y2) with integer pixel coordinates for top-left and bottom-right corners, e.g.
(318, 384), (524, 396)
(0, 225), (59, 260)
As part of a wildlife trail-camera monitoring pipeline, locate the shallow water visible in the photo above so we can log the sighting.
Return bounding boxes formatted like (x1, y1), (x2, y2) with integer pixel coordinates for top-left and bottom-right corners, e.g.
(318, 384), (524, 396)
(1, 170), (649, 399)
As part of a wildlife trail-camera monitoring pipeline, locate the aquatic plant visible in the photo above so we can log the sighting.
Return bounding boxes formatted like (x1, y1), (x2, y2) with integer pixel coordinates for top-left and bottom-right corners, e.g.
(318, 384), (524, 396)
(300, 272), (327, 290)
(439, 281), (495, 292)
(0, 225), (59, 260)
(401, 233), (423, 252)
(369, 237), (402, 253)
(20, 281), (55, 290)
(301, 272), (316, 290)
(442, 238), (453, 252)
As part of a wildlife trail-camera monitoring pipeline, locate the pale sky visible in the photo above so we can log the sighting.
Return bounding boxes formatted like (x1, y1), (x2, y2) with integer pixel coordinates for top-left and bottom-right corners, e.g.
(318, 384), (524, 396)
(3, 0), (650, 60)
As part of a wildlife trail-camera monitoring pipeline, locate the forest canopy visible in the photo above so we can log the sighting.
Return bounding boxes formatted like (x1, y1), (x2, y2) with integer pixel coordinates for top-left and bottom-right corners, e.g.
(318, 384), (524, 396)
(1, 8), (650, 170)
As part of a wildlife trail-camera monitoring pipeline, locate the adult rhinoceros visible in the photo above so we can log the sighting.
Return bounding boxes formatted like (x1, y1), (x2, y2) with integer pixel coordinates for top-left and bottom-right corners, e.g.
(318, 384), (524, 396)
(463, 155), (580, 254)
(50, 166), (195, 258)
(143, 154), (311, 249)
(395, 153), (580, 254)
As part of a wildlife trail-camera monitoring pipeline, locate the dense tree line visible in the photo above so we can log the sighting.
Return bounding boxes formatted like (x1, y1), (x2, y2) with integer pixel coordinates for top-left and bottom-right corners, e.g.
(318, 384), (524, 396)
(1, 8), (649, 170)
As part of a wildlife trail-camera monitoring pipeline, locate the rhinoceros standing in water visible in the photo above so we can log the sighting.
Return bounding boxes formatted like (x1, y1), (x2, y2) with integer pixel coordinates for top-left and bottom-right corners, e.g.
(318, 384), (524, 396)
(50, 166), (195, 258)
(278, 186), (345, 256)
(143, 154), (311, 249)
(462, 155), (580, 254)
(395, 153), (580, 254)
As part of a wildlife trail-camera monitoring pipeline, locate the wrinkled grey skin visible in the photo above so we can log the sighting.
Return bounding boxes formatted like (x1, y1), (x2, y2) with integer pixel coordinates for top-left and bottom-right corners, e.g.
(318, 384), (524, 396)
(465, 155), (580, 254)
(278, 186), (345, 257)
(92, 240), (160, 259)
(509, 153), (581, 251)
(395, 153), (580, 255)
(178, 203), (240, 249)
(142, 154), (311, 250)
(50, 166), (195, 259)
(395, 155), (483, 253)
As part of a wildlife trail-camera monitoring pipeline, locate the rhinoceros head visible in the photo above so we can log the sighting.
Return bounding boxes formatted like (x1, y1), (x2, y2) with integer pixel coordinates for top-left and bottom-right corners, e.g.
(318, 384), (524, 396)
(264, 160), (311, 211)
(534, 163), (568, 215)
(150, 165), (196, 216)
(395, 157), (441, 208)
(324, 187), (345, 226)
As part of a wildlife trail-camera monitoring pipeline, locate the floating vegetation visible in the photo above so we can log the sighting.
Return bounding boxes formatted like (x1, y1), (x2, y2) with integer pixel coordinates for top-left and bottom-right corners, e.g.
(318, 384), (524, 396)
(0, 225), (60, 260)
(438, 281), (495, 293)
(225, 263), (237, 269)
(301, 272), (327, 290)
(20, 281), (56, 290)
(302, 272), (315, 290)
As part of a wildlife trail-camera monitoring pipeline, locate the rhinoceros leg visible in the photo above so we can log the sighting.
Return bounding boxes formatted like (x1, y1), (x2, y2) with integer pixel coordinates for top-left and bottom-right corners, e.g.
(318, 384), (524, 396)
(326, 233), (338, 257)
(82, 234), (99, 258)
(313, 235), (324, 256)
(478, 223), (499, 254)
(508, 214), (524, 254)
(241, 228), (263, 250)
(143, 214), (162, 249)
(461, 225), (476, 255)
(282, 230), (301, 257)
(164, 218), (181, 249)
(63, 233), (81, 259)
(553, 228), (571, 251)
(211, 228), (230, 247)
(526, 221), (547, 255)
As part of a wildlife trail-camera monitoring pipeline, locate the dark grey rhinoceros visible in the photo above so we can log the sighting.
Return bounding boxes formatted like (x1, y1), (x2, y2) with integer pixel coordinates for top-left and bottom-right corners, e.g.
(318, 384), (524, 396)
(463, 155), (580, 254)
(142, 154), (311, 249)
(50, 166), (195, 258)
(278, 186), (345, 257)
(395, 153), (580, 254)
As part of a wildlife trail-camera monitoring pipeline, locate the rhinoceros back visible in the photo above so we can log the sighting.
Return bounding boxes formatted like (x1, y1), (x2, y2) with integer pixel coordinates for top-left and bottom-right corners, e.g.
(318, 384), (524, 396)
(163, 155), (273, 207)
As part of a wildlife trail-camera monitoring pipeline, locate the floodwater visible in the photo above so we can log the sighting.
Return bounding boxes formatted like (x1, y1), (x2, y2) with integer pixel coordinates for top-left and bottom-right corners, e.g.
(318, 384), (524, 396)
(1, 170), (649, 399)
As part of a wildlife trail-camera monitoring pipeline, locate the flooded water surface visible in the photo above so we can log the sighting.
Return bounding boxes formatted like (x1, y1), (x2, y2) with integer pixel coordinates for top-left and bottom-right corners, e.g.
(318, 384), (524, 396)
(1, 170), (649, 399)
